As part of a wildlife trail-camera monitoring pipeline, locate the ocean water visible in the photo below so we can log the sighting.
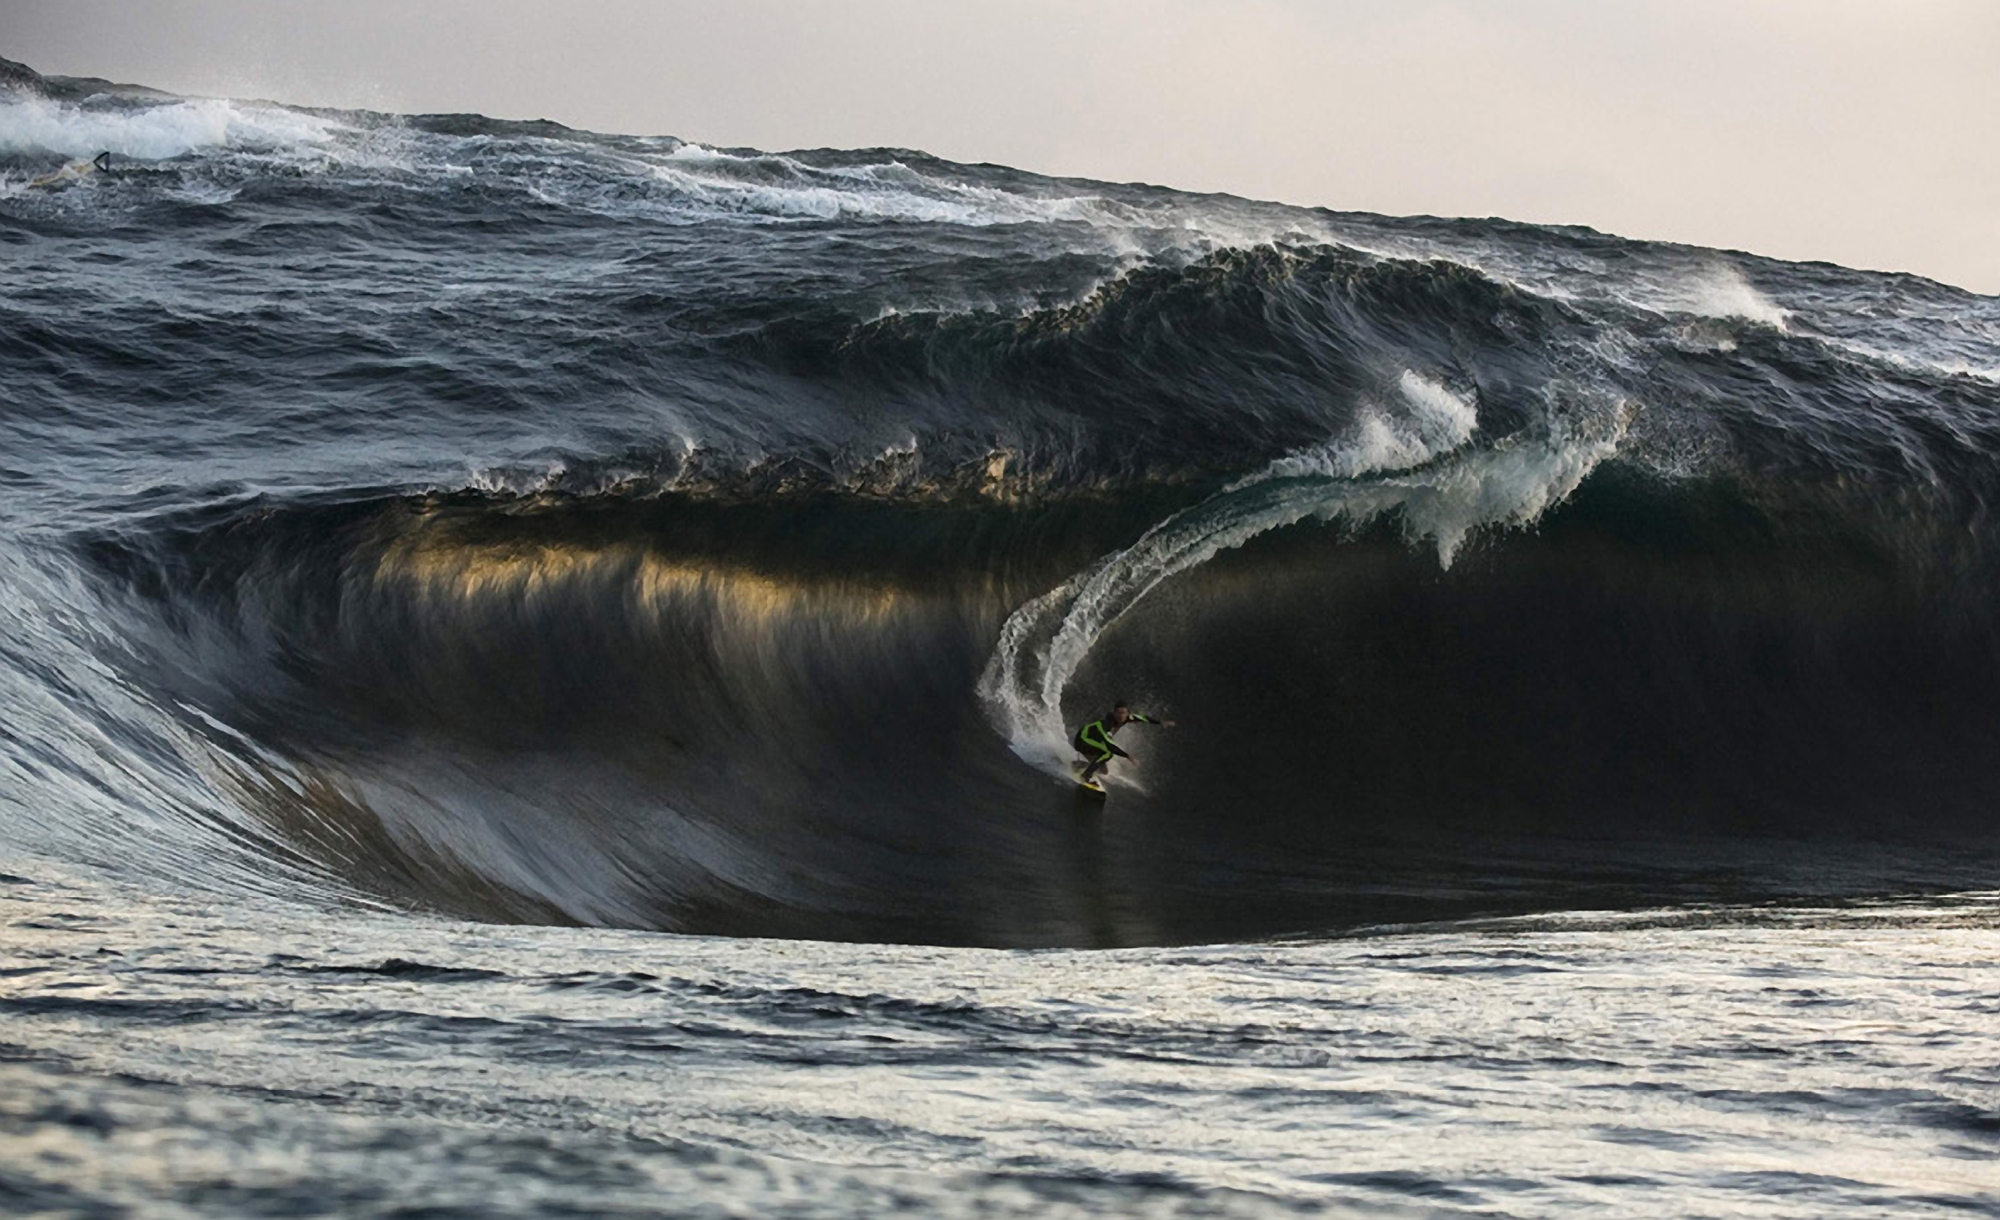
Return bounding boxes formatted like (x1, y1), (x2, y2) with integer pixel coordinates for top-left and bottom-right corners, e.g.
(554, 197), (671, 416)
(2, 57), (1998, 1216)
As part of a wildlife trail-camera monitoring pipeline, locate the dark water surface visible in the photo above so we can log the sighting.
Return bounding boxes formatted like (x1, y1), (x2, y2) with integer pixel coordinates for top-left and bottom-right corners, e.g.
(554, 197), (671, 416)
(2, 58), (1999, 1215)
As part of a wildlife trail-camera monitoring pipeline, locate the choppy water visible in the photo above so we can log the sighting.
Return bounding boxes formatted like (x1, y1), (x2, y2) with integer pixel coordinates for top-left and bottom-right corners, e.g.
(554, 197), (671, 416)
(2, 55), (1998, 1215)
(7, 873), (1999, 1217)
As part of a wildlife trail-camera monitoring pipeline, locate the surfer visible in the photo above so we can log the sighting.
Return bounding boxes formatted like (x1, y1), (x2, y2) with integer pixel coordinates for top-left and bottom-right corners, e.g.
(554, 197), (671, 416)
(29, 151), (112, 190)
(1073, 701), (1175, 787)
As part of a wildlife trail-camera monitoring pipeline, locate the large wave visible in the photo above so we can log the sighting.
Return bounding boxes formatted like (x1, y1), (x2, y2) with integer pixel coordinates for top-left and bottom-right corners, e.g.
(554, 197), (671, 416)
(5, 64), (1999, 946)
(70, 442), (2000, 945)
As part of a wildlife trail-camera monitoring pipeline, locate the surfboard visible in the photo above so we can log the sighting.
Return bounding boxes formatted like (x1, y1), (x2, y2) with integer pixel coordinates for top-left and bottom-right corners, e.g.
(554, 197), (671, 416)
(1071, 762), (1108, 797)
(29, 152), (110, 190)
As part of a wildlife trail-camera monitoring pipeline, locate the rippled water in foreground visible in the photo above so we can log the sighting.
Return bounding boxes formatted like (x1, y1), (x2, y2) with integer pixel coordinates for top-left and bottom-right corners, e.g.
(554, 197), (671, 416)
(5, 868), (1997, 1217)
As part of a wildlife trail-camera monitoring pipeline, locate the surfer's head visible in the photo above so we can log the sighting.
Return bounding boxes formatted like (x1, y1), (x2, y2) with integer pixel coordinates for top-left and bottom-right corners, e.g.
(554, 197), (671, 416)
(1111, 701), (1131, 726)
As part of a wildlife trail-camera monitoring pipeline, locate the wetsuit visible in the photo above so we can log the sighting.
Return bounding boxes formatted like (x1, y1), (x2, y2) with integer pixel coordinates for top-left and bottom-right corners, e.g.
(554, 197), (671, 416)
(1073, 712), (1159, 782)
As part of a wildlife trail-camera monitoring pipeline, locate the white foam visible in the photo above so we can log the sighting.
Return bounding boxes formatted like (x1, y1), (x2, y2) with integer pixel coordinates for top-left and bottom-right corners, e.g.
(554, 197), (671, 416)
(642, 150), (1156, 229)
(166, 180), (241, 206)
(979, 382), (1628, 772)
(562, 141), (1289, 247)
(0, 96), (343, 161)
(1262, 370), (1478, 481)
(0, 90), (1334, 265)
(1820, 338), (2000, 387)
(1669, 263), (1791, 328)
(646, 160), (991, 224)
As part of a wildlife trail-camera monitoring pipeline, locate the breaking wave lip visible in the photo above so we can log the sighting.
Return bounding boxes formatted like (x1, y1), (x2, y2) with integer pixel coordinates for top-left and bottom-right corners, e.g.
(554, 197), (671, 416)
(1666, 263), (1791, 329)
(643, 143), (1155, 228)
(1265, 370), (1482, 480)
(0, 84), (1283, 244)
(0, 69), (1364, 258)
(0, 94), (349, 161)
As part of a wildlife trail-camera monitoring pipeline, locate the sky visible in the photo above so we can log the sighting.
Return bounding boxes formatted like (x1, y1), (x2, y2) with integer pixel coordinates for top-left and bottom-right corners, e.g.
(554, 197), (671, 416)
(5, 0), (1996, 294)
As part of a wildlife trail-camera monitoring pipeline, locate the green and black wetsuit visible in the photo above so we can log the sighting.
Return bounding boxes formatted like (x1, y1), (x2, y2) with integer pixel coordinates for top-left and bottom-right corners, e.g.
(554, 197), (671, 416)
(1073, 711), (1160, 782)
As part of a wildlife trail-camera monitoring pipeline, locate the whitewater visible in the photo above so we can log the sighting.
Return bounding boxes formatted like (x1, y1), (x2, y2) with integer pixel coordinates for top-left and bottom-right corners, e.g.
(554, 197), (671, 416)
(2, 59), (1997, 1217)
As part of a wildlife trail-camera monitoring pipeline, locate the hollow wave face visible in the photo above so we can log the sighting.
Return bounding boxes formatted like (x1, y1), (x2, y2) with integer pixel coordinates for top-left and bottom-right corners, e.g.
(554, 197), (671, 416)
(75, 453), (2000, 945)
(7, 76), (2000, 945)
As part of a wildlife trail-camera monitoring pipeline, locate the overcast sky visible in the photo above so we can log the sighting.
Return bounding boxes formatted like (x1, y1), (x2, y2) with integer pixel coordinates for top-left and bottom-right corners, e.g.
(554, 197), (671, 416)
(6, 0), (1996, 293)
